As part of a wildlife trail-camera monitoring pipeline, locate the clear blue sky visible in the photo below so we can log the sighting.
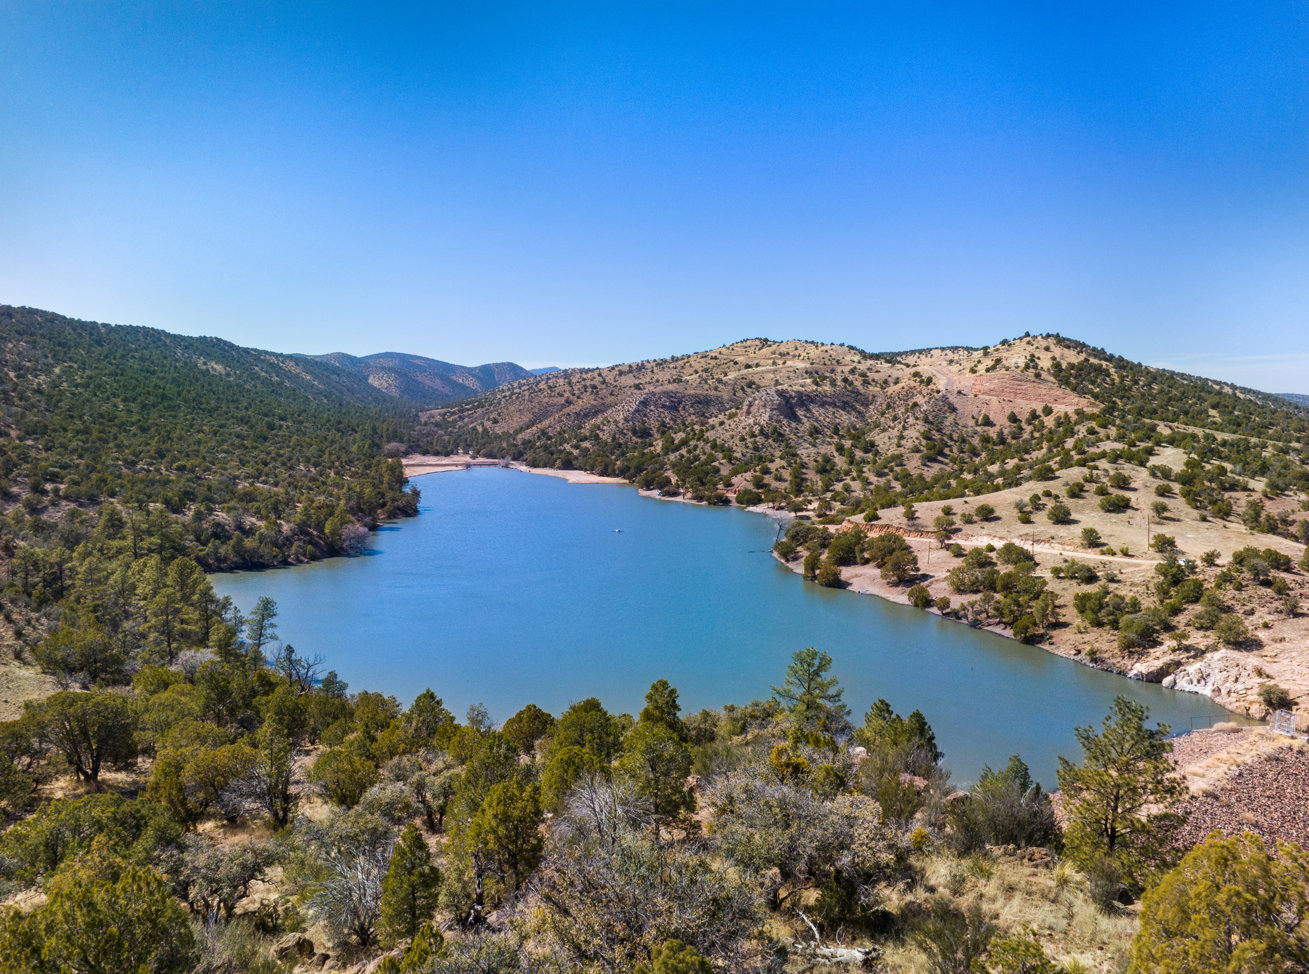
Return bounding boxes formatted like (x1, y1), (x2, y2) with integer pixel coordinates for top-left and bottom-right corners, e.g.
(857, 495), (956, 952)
(2, 3), (1307, 390)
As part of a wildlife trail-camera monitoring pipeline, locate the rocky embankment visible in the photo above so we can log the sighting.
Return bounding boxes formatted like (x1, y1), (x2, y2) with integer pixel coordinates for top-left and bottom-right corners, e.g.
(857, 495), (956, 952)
(1170, 726), (1309, 850)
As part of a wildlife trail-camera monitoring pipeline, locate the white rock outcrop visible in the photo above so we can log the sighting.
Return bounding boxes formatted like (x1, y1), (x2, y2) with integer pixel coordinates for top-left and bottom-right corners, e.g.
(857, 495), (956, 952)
(1162, 650), (1263, 709)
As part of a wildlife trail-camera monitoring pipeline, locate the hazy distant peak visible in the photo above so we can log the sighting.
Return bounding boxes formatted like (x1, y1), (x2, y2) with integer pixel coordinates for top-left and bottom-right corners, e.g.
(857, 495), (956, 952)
(302, 350), (532, 406)
(529, 366), (561, 375)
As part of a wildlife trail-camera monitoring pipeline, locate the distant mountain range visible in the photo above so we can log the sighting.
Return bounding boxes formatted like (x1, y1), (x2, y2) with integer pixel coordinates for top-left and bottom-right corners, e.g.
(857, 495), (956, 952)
(302, 352), (533, 406)
(1277, 392), (1309, 409)
(529, 366), (561, 376)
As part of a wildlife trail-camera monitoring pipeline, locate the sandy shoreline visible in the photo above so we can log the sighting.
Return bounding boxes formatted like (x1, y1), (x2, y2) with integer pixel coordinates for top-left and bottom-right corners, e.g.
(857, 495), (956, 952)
(401, 454), (628, 485)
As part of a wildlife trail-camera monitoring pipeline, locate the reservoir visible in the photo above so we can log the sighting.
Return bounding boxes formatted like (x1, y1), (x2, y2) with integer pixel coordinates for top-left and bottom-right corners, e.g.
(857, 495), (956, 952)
(213, 467), (1236, 786)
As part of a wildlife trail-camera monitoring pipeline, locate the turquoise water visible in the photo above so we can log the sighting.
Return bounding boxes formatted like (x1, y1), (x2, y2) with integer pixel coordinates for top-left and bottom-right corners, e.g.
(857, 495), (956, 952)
(213, 467), (1234, 786)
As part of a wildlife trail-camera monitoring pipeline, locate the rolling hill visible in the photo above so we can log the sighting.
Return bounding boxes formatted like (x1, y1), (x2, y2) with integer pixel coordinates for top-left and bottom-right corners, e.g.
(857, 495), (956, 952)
(413, 334), (1309, 512)
(304, 351), (532, 406)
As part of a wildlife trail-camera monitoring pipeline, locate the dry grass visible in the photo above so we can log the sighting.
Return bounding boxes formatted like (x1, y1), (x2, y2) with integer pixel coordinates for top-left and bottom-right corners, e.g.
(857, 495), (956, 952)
(875, 853), (1136, 974)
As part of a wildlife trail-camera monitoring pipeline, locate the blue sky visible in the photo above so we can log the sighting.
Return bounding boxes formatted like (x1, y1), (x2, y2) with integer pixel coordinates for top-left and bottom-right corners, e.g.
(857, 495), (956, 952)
(2, 3), (1307, 390)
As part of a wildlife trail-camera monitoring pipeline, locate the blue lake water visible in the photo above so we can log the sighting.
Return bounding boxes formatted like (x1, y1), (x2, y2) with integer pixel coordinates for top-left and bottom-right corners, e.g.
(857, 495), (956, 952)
(212, 467), (1236, 787)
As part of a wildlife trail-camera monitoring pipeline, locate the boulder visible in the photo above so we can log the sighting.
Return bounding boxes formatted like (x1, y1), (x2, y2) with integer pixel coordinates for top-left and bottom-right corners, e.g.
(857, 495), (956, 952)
(271, 934), (316, 962)
(1128, 657), (1175, 683)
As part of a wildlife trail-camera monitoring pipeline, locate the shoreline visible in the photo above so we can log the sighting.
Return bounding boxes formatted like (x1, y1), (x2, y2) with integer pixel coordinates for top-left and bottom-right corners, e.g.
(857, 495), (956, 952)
(400, 455), (1276, 722)
(402, 453), (628, 485)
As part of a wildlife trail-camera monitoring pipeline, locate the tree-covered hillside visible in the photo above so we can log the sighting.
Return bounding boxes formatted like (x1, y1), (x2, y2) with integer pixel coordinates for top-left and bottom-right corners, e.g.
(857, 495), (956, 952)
(305, 351), (532, 406)
(0, 306), (422, 673)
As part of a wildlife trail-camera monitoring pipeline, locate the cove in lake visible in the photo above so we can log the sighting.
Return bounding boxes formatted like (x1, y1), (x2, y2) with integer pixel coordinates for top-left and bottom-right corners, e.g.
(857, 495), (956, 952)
(213, 467), (1238, 787)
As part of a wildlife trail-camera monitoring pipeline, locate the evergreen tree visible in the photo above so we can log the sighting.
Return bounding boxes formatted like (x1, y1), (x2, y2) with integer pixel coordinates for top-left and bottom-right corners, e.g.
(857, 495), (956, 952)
(252, 717), (297, 827)
(0, 864), (198, 974)
(378, 824), (442, 947)
(29, 692), (137, 783)
(467, 780), (544, 895)
(1130, 830), (1309, 973)
(638, 679), (688, 741)
(245, 597), (279, 657)
(771, 648), (850, 736)
(617, 722), (694, 833)
(1057, 696), (1188, 891)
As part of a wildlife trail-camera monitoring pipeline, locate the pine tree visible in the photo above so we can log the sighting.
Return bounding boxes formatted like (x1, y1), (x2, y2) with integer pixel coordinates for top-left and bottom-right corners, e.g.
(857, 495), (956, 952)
(771, 648), (850, 735)
(638, 679), (688, 741)
(1057, 696), (1188, 891)
(468, 780), (544, 895)
(378, 825), (442, 947)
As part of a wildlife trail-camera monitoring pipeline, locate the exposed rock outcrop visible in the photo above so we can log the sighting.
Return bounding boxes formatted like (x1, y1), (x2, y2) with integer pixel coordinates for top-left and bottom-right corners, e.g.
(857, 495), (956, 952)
(1162, 650), (1267, 710)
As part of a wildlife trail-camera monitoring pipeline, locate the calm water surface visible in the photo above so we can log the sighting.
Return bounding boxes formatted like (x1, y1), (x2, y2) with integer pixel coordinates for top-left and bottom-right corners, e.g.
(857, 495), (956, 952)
(213, 467), (1236, 786)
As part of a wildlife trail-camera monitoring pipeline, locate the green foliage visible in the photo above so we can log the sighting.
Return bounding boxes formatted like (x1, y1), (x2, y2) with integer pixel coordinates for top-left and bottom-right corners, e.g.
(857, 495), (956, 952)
(1213, 613), (1250, 647)
(467, 780), (544, 895)
(996, 542), (1034, 567)
(826, 529), (862, 566)
(1057, 697), (1188, 892)
(734, 488), (763, 507)
(908, 584), (932, 609)
(637, 939), (713, 974)
(974, 929), (1060, 973)
(1046, 502), (1071, 524)
(1150, 533), (1176, 553)
(772, 648), (850, 736)
(638, 680), (689, 741)
(0, 863), (198, 974)
(26, 691), (137, 782)
(1258, 683), (1295, 712)
(948, 755), (1057, 854)
(0, 305), (418, 567)
(880, 548), (919, 584)
(549, 697), (623, 764)
(856, 699), (942, 765)
(1129, 830), (1309, 973)
(309, 749), (378, 809)
(618, 723), (694, 827)
(501, 703), (555, 755)
(542, 745), (605, 808)
(1117, 613), (1158, 651)
(1073, 585), (1139, 628)
(379, 824), (442, 947)
(1099, 493), (1132, 513)
(0, 794), (162, 882)
(249, 717), (298, 827)
(815, 561), (842, 587)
